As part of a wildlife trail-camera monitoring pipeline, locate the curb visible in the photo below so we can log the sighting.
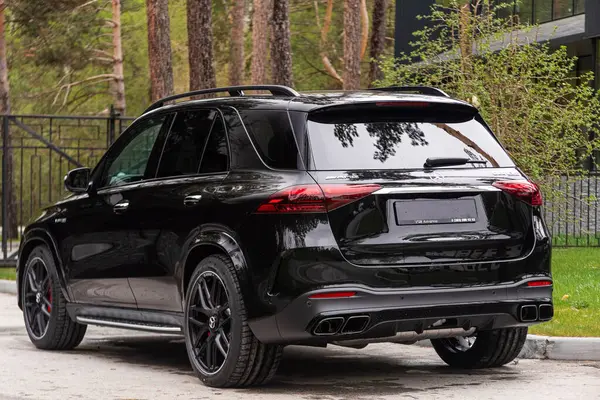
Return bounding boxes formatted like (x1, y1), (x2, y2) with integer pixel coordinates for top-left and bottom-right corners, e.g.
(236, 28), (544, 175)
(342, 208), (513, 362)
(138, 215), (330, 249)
(0, 279), (16, 295)
(416, 333), (600, 362)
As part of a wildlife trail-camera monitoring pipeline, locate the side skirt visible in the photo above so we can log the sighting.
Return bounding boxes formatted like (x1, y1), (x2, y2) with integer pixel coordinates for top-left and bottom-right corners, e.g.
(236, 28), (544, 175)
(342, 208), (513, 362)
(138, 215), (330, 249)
(66, 303), (184, 335)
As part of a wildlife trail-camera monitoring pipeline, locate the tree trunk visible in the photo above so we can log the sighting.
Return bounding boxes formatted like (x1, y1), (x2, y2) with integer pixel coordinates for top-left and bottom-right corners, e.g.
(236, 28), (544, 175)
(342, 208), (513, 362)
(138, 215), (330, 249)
(187, 0), (216, 91)
(343, 0), (361, 90)
(368, 0), (386, 85)
(146, 0), (174, 101)
(251, 0), (269, 85)
(0, 0), (17, 240)
(271, 0), (293, 86)
(229, 0), (245, 86)
(112, 0), (126, 115)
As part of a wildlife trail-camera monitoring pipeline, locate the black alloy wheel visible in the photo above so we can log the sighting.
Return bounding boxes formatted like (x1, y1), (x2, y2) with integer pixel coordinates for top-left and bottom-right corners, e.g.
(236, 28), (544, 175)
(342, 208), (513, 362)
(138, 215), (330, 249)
(23, 256), (53, 339)
(187, 271), (232, 375)
(184, 254), (283, 388)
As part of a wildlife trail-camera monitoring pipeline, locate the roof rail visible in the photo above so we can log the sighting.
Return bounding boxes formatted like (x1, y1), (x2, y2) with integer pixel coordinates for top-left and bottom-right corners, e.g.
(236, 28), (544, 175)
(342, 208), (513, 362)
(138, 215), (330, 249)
(144, 85), (300, 113)
(371, 86), (450, 98)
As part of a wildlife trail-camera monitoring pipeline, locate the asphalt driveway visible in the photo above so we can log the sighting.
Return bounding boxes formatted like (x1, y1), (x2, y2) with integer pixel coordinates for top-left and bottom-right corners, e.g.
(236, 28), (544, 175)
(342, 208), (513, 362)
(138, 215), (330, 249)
(0, 293), (598, 400)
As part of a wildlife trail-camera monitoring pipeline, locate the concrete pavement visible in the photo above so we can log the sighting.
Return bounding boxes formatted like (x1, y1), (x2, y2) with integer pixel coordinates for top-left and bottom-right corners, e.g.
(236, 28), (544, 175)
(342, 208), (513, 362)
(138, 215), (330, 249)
(0, 293), (599, 400)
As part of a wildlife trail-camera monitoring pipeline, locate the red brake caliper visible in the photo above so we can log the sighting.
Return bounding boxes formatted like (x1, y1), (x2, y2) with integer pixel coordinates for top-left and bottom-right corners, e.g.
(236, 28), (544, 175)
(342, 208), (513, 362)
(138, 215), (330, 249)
(47, 286), (52, 313)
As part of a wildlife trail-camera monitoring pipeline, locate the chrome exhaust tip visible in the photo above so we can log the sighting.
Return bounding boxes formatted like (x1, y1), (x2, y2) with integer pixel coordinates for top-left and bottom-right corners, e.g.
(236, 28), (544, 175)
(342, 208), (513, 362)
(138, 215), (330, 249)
(313, 317), (345, 335)
(538, 304), (554, 321)
(340, 315), (370, 334)
(520, 304), (538, 322)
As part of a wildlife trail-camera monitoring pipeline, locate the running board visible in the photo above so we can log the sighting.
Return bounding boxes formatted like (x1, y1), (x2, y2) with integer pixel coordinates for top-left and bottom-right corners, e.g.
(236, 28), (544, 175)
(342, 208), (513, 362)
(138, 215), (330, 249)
(76, 316), (182, 334)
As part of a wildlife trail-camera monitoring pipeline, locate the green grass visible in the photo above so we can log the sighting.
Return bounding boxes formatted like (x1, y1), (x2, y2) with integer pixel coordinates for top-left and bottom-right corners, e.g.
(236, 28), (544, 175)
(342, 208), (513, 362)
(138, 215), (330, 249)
(530, 248), (600, 337)
(0, 267), (16, 281)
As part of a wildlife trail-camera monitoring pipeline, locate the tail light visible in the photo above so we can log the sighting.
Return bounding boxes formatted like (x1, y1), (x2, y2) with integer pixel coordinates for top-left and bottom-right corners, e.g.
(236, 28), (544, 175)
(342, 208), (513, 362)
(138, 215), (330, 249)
(255, 184), (381, 214)
(492, 180), (543, 206)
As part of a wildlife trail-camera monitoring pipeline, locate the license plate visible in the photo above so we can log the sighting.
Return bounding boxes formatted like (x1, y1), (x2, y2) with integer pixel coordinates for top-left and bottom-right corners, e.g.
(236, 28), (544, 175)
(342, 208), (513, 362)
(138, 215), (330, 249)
(394, 199), (477, 226)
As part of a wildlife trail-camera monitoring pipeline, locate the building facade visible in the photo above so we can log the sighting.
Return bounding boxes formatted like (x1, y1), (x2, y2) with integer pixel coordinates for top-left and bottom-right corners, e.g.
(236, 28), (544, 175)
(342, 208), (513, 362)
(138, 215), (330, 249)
(394, 0), (600, 169)
(395, 0), (599, 91)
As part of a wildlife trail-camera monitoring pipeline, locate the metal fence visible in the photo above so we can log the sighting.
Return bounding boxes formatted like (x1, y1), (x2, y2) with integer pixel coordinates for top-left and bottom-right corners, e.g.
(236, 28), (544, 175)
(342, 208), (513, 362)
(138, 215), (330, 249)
(0, 112), (598, 266)
(543, 173), (600, 247)
(0, 111), (134, 265)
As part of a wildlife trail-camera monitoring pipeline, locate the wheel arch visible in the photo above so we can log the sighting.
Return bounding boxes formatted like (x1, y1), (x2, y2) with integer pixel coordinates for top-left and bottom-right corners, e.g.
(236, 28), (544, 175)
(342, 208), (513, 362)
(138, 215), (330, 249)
(178, 225), (257, 314)
(17, 228), (70, 309)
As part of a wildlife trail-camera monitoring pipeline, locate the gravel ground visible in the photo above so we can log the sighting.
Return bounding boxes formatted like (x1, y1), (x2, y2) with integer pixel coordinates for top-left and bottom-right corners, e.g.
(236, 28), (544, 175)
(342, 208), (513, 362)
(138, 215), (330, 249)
(0, 293), (599, 400)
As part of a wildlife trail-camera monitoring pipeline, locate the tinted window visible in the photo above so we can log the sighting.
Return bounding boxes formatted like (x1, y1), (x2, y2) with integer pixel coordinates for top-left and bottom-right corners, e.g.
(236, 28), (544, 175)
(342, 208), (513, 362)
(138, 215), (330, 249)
(222, 108), (264, 169)
(101, 116), (165, 187)
(239, 110), (302, 169)
(307, 113), (514, 170)
(200, 115), (229, 173)
(157, 110), (215, 178)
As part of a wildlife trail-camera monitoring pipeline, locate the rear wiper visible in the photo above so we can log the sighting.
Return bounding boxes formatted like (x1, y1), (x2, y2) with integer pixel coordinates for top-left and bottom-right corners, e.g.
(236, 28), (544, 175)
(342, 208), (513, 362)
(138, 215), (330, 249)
(424, 157), (488, 168)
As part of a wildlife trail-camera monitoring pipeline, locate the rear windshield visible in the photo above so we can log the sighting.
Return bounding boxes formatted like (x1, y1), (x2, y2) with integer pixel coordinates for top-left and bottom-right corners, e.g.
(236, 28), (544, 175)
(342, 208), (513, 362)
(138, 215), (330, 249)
(307, 110), (514, 170)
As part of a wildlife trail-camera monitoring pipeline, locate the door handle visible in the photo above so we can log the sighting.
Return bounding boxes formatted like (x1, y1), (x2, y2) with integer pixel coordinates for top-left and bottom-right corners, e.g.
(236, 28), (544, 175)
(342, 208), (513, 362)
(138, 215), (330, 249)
(183, 194), (203, 207)
(113, 200), (130, 214)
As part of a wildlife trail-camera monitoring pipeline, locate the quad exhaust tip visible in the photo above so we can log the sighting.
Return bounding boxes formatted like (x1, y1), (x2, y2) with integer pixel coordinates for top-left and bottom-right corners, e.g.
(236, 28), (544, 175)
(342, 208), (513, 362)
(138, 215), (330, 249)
(538, 304), (554, 321)
(313, 315), (370, 336)
(313, 317), (345, 336)
(519, 304), (553, 322)
(340, 315), (370, 334)
(520, 305), (538, 322)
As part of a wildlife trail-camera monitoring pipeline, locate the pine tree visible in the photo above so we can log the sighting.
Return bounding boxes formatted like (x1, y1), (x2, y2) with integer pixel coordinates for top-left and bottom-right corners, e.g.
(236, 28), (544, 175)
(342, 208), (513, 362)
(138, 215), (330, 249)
(146, 0), (174, 101)
(188, 0), (216, 91)
(271, 0), (293, 86)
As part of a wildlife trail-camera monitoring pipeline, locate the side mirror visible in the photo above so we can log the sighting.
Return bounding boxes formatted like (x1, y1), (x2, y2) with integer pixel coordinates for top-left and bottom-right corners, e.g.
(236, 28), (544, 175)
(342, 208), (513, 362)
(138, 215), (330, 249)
(64, 167), (91, 193)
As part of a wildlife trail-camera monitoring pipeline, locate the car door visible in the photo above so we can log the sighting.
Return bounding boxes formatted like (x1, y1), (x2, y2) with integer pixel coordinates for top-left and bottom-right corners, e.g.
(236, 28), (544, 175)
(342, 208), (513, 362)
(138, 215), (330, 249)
(56, 114), (171, 307)
(127, 108), (230, 312)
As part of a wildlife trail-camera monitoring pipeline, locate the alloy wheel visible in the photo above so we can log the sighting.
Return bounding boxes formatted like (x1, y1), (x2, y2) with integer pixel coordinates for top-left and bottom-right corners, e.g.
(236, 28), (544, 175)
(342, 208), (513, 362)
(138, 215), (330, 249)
(187, 271), (231, 375)
(23, 257), (52, 339)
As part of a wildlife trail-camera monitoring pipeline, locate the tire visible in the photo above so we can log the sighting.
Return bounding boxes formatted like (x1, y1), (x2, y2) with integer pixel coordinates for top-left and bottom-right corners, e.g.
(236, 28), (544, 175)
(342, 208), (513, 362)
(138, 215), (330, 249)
(431, 327), (527, 369)
(21, 245), (87, 350)
(183, 254), (283, 388)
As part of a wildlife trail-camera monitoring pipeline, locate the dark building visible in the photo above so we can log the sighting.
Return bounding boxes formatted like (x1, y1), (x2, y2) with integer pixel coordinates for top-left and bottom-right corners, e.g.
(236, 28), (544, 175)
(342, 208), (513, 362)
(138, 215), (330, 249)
(395, 0), (600, 91)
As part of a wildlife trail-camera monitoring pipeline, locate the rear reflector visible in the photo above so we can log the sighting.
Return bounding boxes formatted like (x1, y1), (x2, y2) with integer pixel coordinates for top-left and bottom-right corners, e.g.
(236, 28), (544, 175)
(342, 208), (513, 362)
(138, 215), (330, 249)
(526, 280), (552, 287)
(255, 184), (381, 214)
(492, 180), (543, 206)
(308, 291), (357, 299)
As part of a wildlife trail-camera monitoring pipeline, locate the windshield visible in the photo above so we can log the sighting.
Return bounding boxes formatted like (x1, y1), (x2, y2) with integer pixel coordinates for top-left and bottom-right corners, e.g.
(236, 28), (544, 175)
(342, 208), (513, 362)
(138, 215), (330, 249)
(307, 116), (514, 170)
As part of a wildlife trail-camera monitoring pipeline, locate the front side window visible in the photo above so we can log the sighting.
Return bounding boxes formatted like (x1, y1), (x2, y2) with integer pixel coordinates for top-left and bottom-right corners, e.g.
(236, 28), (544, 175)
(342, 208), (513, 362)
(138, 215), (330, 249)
(101, 116), (166, 188)
(156, 110), (216, 178)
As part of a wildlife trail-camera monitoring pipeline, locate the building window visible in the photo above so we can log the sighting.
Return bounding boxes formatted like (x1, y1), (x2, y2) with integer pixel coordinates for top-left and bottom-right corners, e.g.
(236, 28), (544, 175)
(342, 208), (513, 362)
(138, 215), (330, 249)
(575, 0), (585, 14)
(517, 0), (534, 24)
(553, 0), (574, 19)
(534, 0), (553, 22)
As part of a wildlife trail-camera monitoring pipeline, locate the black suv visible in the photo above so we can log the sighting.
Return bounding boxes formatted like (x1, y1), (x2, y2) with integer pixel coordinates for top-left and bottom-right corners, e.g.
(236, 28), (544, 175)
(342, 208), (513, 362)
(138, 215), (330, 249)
(17, 85), (552, 387)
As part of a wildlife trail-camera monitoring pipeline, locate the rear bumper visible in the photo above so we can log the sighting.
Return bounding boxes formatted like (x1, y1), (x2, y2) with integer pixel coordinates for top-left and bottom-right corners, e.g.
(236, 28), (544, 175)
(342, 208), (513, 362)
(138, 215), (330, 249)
(248, 278), (553, 345)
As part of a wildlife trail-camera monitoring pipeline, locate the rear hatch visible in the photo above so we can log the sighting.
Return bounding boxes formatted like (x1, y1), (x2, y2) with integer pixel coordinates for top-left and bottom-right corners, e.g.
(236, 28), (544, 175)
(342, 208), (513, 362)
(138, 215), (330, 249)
(307, 101), (540, 266)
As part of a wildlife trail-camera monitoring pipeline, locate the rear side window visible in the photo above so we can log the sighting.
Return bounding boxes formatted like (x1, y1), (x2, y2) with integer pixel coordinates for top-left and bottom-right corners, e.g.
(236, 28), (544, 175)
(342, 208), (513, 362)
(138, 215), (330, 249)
(239, 110), (302, 169)
(199, 115), (229, 173)
(157, 110), (215, 178)
(307, 107), (514, 170)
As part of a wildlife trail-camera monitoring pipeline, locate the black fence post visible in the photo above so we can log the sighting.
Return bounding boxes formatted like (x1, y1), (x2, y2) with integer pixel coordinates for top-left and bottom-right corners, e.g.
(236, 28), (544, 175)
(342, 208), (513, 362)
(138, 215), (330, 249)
(108, 104), (116, 145)
(2, 115), (8, 260)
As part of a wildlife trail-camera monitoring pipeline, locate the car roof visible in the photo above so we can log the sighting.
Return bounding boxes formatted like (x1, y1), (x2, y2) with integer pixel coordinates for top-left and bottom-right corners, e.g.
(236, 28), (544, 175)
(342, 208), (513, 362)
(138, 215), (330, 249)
(141, 90), (474, 118)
